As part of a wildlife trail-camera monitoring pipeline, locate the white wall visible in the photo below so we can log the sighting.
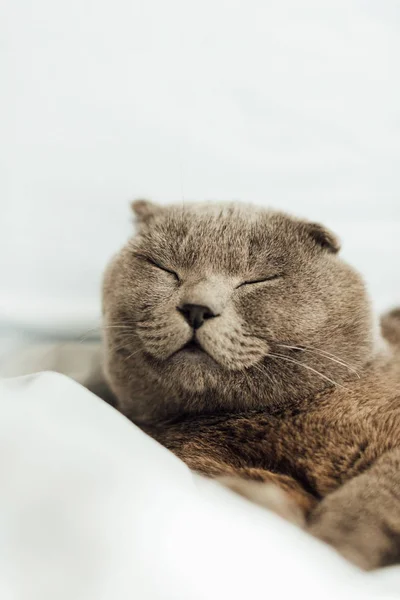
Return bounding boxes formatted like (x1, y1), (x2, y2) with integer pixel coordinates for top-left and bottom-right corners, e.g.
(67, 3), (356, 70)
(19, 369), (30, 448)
(1, 0), (400, 334)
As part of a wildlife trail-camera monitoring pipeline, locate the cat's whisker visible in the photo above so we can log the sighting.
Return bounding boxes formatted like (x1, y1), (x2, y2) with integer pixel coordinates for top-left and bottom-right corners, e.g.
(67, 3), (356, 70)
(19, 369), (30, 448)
(77, 325), (103, 342)
(278, 344), (360, 378)
(102, 331), (138, 340)
(122, 348), (143, 363)
(106, 338), (136, 353)
(79, 327), (137, 344)
(102, 325), (139, 330)
(246, 363), (286, 409)
(248, 361), (274, 387)
(78, 323), (137, 341)
(267, 353), (347, 390)
(301, 344), (359, 368)
(240, 365), (258, 393)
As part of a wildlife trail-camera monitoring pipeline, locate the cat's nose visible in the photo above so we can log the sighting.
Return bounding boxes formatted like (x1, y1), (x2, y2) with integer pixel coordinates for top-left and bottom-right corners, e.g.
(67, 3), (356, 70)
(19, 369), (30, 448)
(178, 303), (218, 329)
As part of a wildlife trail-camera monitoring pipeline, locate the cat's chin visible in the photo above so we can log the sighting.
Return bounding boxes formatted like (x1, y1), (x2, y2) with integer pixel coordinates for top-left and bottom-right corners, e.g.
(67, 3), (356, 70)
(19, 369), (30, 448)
(167, 345), (220, 369)
(162, 348), (224, 392)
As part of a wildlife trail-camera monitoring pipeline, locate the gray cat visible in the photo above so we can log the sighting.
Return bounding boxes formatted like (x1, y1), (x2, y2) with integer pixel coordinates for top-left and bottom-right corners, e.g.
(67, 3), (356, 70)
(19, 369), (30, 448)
(102, 200), (400, 570)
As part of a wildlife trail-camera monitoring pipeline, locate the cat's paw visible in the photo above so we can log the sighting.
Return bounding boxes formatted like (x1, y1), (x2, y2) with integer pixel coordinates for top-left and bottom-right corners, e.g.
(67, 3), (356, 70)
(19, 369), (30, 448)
(217, 476), (307, 526)
(308, 502), (399, 570)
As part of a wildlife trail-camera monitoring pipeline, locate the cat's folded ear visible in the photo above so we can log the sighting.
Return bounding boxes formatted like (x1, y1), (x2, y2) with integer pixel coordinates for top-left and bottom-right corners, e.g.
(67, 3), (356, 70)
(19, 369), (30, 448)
(131, 199), (162, 224)
(301, 221), (341, 254)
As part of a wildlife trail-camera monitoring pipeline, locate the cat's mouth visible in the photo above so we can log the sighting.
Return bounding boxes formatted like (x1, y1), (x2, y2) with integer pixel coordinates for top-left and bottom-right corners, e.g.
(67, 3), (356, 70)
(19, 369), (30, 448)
(168, 336), (215, 363)
(178, 337), (206, 355)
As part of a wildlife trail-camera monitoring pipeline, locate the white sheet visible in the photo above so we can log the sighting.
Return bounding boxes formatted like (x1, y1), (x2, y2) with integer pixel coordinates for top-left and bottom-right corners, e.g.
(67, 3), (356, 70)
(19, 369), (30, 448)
(0, 372), (399, 599)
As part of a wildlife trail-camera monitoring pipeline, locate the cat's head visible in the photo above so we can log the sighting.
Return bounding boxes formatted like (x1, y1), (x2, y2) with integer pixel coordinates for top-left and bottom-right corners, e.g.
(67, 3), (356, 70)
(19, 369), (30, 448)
(102, 200), (374, 422)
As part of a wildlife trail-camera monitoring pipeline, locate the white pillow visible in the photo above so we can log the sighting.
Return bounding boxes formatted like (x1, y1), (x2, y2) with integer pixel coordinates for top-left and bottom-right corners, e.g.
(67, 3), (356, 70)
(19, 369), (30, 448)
(1, 372), (399, 599)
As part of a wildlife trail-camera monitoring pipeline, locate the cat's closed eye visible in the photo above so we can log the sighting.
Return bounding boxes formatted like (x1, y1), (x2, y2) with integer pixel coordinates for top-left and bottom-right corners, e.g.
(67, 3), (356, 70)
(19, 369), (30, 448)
(136, 254), (180, 282)
(236, 274), (282, 288)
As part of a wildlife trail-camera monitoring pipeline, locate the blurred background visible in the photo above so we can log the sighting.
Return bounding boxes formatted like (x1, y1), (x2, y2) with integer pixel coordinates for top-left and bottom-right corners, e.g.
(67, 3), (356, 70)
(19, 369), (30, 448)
(1, 0), (400, 357)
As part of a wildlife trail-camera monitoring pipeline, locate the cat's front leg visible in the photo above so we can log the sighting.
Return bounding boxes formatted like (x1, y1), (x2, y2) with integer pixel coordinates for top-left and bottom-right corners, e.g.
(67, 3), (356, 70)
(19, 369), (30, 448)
(308, 449), (400, 569)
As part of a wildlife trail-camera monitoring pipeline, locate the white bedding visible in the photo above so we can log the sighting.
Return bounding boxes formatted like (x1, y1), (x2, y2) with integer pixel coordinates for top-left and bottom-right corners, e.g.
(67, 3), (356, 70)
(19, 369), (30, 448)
(1, 371), (399, 600)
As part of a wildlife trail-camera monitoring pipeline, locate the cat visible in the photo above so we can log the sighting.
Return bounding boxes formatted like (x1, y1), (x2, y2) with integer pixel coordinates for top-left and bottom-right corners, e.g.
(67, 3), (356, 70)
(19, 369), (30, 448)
(102, 199), (400, 570)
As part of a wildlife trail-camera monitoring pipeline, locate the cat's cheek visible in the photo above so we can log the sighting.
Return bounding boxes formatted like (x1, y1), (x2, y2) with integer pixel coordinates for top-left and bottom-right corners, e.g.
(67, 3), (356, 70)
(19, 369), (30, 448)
(135, 313), (191, 360)
(253, 300), (327, 343)
(194, 306), (267, 368)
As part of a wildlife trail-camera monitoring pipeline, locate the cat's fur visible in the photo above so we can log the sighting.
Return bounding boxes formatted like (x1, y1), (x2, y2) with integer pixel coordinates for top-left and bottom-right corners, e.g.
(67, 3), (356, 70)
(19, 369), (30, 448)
(102, 200), (400, 569)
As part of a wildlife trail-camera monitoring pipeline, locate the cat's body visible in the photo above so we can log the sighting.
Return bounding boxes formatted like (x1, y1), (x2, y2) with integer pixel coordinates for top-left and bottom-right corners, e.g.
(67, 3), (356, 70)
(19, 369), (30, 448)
(102, 200), (400, 569)
(145, 325), (400, 568)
